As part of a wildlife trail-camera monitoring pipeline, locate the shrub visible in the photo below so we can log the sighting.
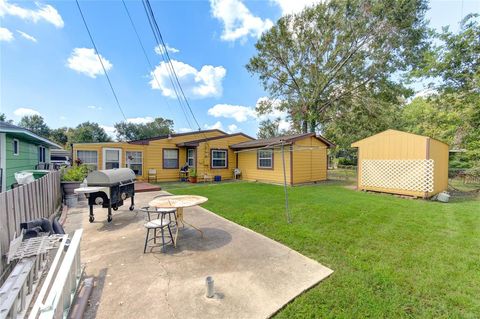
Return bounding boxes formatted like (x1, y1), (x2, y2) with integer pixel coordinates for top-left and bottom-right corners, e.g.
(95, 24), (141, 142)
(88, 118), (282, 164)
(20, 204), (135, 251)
(61, 164), (90, 182)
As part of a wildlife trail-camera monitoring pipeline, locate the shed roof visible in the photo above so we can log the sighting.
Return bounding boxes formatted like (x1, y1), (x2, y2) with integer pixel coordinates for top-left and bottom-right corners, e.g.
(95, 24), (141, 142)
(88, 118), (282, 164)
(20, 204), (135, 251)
(176, 133), (254, 147)
(128, 129), (227, 145)
(351, 129), (448, 148)
(230, 133), (335, 149)
(0, 121), (61, 149)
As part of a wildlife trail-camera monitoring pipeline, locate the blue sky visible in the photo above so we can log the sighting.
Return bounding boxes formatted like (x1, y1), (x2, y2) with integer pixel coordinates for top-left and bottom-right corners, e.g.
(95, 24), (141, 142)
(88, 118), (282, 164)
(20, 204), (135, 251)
(1, 0), (478, 139)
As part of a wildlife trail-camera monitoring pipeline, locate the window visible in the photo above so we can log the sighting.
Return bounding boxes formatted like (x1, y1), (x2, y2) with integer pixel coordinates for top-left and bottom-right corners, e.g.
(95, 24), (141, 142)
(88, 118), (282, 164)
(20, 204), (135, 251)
(187, 148), (195, 167)
(104, 149), (120, 169)
(258, 149), (273, 169)
(39, 146), (46, 163)
(211, 149), (227, 168)
(77, 150), (98, 169)
(126, 151), (143, 176)
(163, 149), (179, 169)
(13, 139), (19, 155)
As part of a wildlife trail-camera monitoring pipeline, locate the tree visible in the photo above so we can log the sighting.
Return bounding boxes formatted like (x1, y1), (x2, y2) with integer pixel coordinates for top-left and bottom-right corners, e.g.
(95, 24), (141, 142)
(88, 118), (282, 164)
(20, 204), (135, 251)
(0, 113), (13, 123)
(18, 115), (51, 138)
(246, 0), (429, 133)
(257, 118), (283, 139)
(69, 122), (111, 143)
(114, 117), (173, 141)
(405, 14), (480, 168)
(49, 127), (69, 147)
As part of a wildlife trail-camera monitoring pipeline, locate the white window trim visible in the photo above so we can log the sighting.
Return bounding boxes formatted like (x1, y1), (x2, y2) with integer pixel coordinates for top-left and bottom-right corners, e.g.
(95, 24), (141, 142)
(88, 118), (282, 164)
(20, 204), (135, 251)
(39, 146), (47, 163)
(77, 150), (99, 168)
(211, 149), (228, 169)
(102, 148), (122, 170)
(258, 149), (273, 169)
(126, 151), (143, 176)
(187, 148), (195, 168)
(13, 138), (19, 156)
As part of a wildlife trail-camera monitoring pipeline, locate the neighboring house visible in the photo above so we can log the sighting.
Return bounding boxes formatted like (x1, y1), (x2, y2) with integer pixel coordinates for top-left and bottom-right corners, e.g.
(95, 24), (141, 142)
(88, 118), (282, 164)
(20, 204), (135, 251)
(0, 121), (61, 191)
(73, 129), (334, 185)
(351, 129), (449, 198)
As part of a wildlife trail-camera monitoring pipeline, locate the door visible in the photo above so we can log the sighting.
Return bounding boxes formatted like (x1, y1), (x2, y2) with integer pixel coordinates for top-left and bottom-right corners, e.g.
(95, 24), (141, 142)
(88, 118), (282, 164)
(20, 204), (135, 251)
(103, 148), (122, 169)
(187, 148), (196, 168)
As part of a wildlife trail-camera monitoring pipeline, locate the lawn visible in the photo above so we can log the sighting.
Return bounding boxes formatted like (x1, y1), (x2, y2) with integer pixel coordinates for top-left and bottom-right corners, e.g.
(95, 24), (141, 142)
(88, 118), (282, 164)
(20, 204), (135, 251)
(170, 181), (480, 318)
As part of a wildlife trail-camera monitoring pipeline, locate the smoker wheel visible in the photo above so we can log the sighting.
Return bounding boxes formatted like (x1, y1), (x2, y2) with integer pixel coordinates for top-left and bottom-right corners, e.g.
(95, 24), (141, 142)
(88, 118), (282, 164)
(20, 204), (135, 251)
(107, 216), (112, 222)
(89, 216), (95, 223)
(129, 205), (135, 211)
(113, 207), (118, 211)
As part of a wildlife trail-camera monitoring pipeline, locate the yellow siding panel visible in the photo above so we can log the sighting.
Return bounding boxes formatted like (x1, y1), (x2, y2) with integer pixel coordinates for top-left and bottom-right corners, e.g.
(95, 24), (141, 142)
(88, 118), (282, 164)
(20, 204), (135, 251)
(292, 136), (328, 184)
(237, 146), (291, 184)
(429, 138), (449, 195)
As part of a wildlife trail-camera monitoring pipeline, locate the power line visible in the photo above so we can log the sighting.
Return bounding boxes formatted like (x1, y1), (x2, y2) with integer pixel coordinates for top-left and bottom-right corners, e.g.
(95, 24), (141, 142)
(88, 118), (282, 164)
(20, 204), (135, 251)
(121, 0), (193, 130)
(75, 0), (127, 121)
(143, 0), (203, 131)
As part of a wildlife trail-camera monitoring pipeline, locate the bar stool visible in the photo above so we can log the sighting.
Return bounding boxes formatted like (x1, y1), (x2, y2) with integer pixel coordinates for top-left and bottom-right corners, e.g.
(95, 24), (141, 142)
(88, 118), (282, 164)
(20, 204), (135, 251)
(141, 207), (176, 253)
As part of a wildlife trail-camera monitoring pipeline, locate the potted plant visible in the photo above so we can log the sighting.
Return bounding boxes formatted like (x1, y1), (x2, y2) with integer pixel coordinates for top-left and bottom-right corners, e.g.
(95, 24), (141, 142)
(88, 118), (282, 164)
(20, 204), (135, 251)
(61, 164), (90, 195)
(188, 168), (197, 183)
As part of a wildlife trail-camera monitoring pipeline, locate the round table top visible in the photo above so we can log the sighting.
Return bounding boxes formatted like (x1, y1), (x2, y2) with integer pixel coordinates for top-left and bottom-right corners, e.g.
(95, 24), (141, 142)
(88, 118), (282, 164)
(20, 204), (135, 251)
(148, 195), (208, 209)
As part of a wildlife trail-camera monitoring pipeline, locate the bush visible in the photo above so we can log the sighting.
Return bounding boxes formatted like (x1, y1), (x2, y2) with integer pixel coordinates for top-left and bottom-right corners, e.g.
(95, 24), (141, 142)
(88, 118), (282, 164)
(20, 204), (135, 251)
(61, 165), (90, 182)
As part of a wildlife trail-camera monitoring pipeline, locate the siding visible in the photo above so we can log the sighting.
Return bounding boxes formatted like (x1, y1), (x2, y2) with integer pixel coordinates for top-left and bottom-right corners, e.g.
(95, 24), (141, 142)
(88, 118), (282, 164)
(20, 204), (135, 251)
(292, 136), (328, 184)
(429, 138), (449, 195)
(237, 146), (292, 185)
(196, 135), (253, 180)
(73, 131), (229, 182)
(5, 135), (47, 189)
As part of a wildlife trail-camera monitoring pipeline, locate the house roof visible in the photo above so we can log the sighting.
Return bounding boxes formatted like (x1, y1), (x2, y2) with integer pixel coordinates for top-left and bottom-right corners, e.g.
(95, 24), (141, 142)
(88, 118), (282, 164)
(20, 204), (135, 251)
(351, 129), (448, 147)
(0, 121), (61, 149)
(230, 133), (335, 149)
(128, 129), (227, 145)
(176, 133), (254, 147)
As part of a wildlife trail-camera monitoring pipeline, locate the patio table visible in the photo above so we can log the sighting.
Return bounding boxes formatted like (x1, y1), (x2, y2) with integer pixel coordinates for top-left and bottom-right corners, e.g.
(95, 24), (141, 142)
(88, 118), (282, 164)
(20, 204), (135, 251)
(148, 195), (208, 247)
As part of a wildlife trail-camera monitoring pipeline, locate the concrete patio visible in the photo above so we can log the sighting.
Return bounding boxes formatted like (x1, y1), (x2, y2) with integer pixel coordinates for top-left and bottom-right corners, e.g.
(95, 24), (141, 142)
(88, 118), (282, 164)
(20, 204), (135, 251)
(64, 191), (333, 319)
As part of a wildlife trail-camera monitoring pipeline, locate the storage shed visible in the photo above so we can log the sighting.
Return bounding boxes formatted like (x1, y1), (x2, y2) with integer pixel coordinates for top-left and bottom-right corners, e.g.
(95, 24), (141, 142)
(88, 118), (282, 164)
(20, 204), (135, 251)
(351, 129), (449, 198)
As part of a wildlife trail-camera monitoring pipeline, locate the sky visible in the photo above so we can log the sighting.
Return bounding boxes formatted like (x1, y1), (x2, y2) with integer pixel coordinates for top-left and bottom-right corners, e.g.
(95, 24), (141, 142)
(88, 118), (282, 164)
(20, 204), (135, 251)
(0, 0), (479, 139)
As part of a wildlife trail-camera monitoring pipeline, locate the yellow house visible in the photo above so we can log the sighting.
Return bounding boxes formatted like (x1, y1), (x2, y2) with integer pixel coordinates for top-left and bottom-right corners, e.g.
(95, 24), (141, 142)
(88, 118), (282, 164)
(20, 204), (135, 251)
(351, 129), (449, 198)
(73, 130), (334, 185)
(231, 132), (334, 185)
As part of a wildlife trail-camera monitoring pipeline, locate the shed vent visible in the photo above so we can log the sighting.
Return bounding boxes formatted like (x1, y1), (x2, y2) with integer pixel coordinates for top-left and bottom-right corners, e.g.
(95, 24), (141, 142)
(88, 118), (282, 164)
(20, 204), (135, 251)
(361, 159), (434, 193)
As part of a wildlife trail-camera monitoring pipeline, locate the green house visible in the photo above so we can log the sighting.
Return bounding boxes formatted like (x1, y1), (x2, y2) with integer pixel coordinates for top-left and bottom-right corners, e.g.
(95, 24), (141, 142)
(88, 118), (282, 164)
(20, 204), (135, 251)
(0, 121), (61, 191)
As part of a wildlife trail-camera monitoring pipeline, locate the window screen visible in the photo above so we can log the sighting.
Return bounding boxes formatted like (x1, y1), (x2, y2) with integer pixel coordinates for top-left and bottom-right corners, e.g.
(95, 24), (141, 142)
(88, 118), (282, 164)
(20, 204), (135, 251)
(126, 151), (143, 175)
(163, 149), (179, 169)
(77, 150), (98, 169)
(211, 150), (227, 168)
(257, 149), (273, 168)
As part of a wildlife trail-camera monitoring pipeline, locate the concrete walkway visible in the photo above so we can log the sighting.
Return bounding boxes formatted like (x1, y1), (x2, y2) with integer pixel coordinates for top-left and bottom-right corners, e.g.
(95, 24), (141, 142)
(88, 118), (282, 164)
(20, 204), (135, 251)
(65, 191), (333, 319)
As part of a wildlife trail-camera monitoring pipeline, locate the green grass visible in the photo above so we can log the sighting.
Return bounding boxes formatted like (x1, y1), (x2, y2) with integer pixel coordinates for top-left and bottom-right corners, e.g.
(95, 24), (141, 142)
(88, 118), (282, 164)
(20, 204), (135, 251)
(170, 181), (480, 318)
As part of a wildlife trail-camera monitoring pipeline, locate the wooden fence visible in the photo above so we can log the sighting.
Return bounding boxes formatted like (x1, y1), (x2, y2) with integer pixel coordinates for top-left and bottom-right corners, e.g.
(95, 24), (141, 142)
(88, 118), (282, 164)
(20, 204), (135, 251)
(0, 171), (62, 278)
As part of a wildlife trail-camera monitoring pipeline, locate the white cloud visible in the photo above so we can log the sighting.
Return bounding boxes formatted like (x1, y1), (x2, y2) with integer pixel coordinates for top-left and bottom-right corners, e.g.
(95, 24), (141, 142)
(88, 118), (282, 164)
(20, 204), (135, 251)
(210, 0), (273, 42)
(0, 27), (13, 41)
(177, 127), (193, 133)
(67, 48), (112, 78)
(87, 105), (103, 110)
(207, 104), (256, 122)
(126, 117), (154, 124)
(13, 107), (40, 117)
(227, 124), (238, 133)
(16, 30), (37, 42)
(154, 44), (179, 55)
(150, 60), (226, 99)
(0, 0), (64, 28)
(271, 0), (321, 15)
(204, 121), (224, 130)
(100, 125), (117, 139)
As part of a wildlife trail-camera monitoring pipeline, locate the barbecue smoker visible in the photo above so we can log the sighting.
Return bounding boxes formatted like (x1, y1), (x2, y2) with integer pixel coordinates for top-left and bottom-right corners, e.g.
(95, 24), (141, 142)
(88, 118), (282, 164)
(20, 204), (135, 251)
(83, 168), (135, 223)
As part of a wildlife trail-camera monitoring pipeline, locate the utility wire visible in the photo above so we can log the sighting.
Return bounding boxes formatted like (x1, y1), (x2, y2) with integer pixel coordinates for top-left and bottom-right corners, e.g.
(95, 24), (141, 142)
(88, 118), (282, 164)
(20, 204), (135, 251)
(143, 0), (203, 131)
(141, 0), (195, 130)
(121, 0), (193, 130)
(75, 0), (127, 121)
